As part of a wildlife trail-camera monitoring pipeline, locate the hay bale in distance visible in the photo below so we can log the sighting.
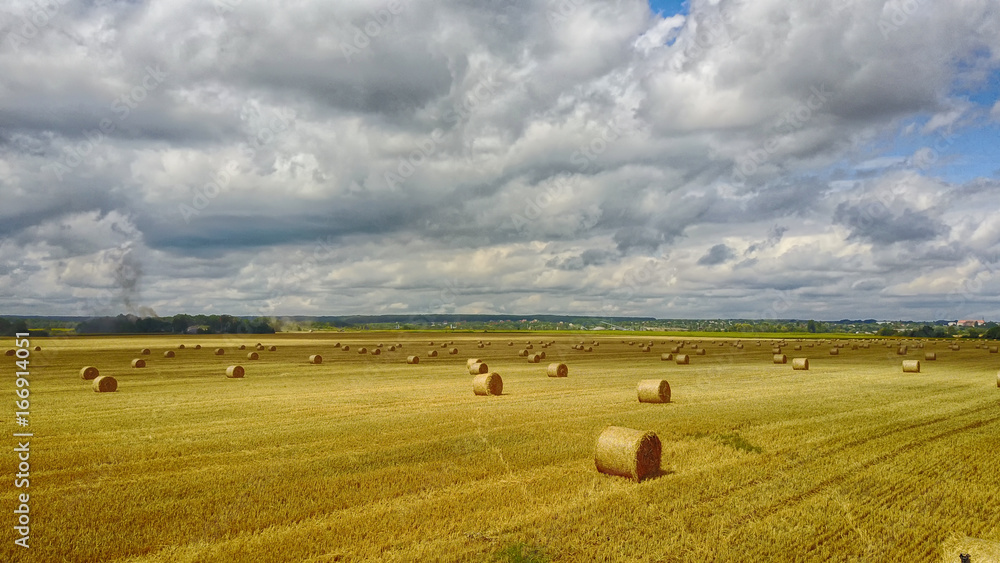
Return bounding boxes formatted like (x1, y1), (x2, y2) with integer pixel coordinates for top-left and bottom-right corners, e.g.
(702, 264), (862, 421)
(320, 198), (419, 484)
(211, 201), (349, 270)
(467, 358), (483, 368)
(527, 354), (541, 363)
(80, 366), (100, 380)
(696, 349), (706, 355)
(163, 350), (175, 358)
(449, 348), (459, 355)
(334, 342), (341, 348)
(675, 354), (690, 365)
(539, 351), (547, 359)
(309, 354), (322, 364)
(594, 426), (661, 482)
(246, 352), (260, 360)
(178, 344), (186, 350)
(215, 348), (225, 355)
(794, 345), (802, 350)
(342, 345), (351, 351)
(660, 353), (673, 361)
(33, 346), (40, 351)
(990, 346), (999, 354)
(469, 362), (489, 375)
(669, 346), (680, 354)
(472, 372), (503, 396)
(829, 348), (839, 356)
(773, 354), (787, 364)
(388, 345), (396, 351)
(4, 349), (14, 356)
(406, 355), (420, 364)
(371, 348), (381, 355)
(268, 346), (277, 352)
(925, 352), (937, 361)
(546, 363), (568, 378)
(131, 359), (146, 368)
(902, 360), (921, 373)
(641, 346), (651, 352)
(226, 365), (245, 378)
(92, 375), (118, 393)
(427, 350), (438, 357)
(585, 346), (593, 352)
(636, 379), (670, 403)
(897, 346), (907, 355)
(239, 345), (246, 350)
(792, 358), (809, 370)
(358, 347), (368, 354)
(194, 344), (201, 349)
(518, 349), (528, 357)
(140, 348), (150, 355)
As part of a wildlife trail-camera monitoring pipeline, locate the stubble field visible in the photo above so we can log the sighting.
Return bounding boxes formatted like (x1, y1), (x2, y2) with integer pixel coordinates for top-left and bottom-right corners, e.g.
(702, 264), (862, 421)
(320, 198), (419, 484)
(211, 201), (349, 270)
(4, 332), (999, 562)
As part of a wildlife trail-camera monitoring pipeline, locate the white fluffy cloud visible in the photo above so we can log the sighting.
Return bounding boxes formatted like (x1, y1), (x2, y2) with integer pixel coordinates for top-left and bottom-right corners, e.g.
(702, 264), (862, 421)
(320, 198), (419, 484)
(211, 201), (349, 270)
(1, 0), (999, 320)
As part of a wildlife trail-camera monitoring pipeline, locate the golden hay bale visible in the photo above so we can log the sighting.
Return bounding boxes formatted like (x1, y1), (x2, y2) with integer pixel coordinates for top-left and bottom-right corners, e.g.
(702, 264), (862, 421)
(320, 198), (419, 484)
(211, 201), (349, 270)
(239, 344), (246, 350)
(247, 352), (260, 360)
(660, 353), (673, 361)
(309, 354), (322, 364)
(669, 346), (680, 354)
(951, 345), (961, 351)
(675, 354), (690, 365)
(428, 341), (435, 346)
(140, 348), (150, 355)
(636, 380), (670, 403)
(736, 344), (744, 349)
(585, 346), (593, 352)
(466, 358), (483, 368)
(449, 348), (459, 355)
(772, 347), (782, 354)
(508, 341), (514, 346)
(526, 344), (533, 349)
(178, 344), (186, 350)
(527, 354), (541, 363)
(427, 350), (438, 357)
(33, 346), (40, 351)
(215, 348), (225, 355)
(469, 362), (489, 375)
(594, 426), (661, 482)
(163, 350), (175, 358)
(477, 343), (485, 348)
(131, 359), (146, 368)
(897, 346), (907, 355)
(226, 365), (245, 378)
(792, 358), (809, 370)
(268, 346), (277, 352)
(547, 363), (568, 378)
(485, 342), (491, 346)
(793, 345), (802, 350)
(256, 344), (265, 351)
(518, 349), (528, 357)
(773, 354), (787, 364)
(472, 372), (503, 396)
(80, 366), (100, 380)
(829, 348), (839, 356)
(925, 352), (936, 361)
(334, 342), (341, 348)
(388, 345), (396, 351)
(406, 355), (420, 364)
(194, 344), (202, 350)
(92, 375), (118, 393)
(902, 360), (921, 373)
(377, 343), (383, 348)
(440, 343), (448, 348)
(990, 346), (999, 354)
(696, 349), (706, 355)
(371, 348), (381, 355)
(641, 346), (651, 352)
(395, 343), (403, 348)
(358, 347), (368, 354)
(539, 351), (547, 359)
(342, 345), (351, 351)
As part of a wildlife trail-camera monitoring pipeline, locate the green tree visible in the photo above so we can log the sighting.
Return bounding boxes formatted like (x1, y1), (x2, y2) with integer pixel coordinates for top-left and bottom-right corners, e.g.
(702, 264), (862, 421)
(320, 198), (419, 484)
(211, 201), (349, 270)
(807, 320), (817, 333)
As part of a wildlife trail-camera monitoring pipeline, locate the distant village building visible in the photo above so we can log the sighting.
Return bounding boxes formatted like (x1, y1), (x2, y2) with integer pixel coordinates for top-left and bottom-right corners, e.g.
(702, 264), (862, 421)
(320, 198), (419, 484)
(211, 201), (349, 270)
(949, 319), (985, 327)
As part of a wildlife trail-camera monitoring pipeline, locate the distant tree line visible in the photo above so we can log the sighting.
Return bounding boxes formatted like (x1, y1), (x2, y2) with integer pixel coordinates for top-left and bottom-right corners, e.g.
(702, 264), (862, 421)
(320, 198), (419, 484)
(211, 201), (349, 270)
(75, 314), (276, 335)
(0, 318), (48, 337)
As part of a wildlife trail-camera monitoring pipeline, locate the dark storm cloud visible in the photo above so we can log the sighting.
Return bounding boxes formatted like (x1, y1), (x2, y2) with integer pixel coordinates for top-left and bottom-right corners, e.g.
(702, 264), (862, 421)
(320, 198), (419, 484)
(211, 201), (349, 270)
(833, 202), (949, 245)
(697, 243), (734, 266)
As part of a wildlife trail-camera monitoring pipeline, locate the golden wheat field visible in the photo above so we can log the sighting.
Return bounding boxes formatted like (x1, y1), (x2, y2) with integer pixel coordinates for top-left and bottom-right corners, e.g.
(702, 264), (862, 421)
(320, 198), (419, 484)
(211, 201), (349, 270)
(4, 332), (999, 562)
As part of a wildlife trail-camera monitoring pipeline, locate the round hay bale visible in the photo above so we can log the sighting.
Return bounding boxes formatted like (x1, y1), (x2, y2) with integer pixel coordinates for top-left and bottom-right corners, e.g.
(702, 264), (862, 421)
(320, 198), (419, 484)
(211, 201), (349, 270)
(440, 343), (448, 348)
(675, 354), (690, 365)
(247, 352), (259, 360)
(829, 348), (839, 356)
(377, 343), (383, 348)
(406, 355), (420, 364)
(92, 375), (118, 393)
(163, 350), (175, 358)
(527, 354), (541, 363)
(486, 342), (491, 346)
(792, 358), (809, 370)
(990, 346), (999, 354)
(428, 341), (434, 346)
(33, 346), (40, 351)
(334, 342), (341, 348)
(131, 359), (146, 368)
(239, 344), (246, 350)
(793, 345), (802, 350)
(469, 362), (489, 375)
(669, 346), (680, 354)
(585, 346), (593, 352)
(371, 348), (381, 355)
(594, 426), (661, 482)
(925, 352), (936, 361)
(215, 348), (225, 355)
(309, 354), (322, 364)
(636, 380), (670, 403)
(342, 345), (351, 351)
(268, 346), (277, 352)
(539, 351), (546, 359)
(773, 354), (787, 364)
(466, 358), (483, 368)
(449, 348), (459, 355)
(696, 349), (706, 355)
(226, 365), (245, 378)
(546, 363), (568, 378)
(358, 347), (368, 354)
(902, 360), (921, 373)
(508, 341), (513, 346)
(178, 344), (186, 350)
(80, 366), (100, 380)
(660, 353), (673, 361)
(518, 349), (528, 357)
(772, 347), (782, 354)
(897, 346), (907, 355)
(140, 348), (150, 355)
(472, 372), (503, 396)
(427, 350), (438, 357)
(388, 345), (396, 351)
(526, 344), (533, 350)
(641, 346), (651, 352)
(477, 343), (485, 348)
(194, 344), (202, 350)
(395, 343), (403, 348)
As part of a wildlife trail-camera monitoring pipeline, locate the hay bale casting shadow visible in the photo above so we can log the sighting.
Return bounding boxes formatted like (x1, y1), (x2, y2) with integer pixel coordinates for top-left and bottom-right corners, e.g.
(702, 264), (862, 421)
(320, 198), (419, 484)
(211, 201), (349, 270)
(595, 426), (661, 482)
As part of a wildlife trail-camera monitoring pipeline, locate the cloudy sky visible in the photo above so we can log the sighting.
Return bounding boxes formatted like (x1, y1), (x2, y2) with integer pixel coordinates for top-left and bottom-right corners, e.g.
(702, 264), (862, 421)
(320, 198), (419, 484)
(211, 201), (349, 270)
(1, 0), (999, 321)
